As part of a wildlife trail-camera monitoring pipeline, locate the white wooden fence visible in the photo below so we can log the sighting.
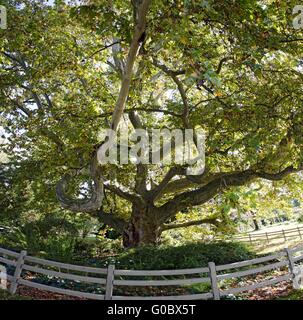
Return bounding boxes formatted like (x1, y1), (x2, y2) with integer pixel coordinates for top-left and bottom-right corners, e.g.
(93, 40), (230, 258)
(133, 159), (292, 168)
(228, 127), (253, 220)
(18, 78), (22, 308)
(233, 225), (303, 245)
(0, 246), (303, 300)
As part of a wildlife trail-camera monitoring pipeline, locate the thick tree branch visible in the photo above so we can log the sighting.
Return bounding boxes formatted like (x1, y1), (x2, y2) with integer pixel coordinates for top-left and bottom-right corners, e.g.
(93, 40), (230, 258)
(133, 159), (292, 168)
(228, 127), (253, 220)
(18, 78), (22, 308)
(149, 166), (187, 201)
(162, 217), (220, 231)
(158, 166), (303, 222)
(103, 180), (144, 205)
(216, 57), (230, 74)
(129, 110), (148, 194)
(96, 107), (182, 119)
(107, 0), (151, 133)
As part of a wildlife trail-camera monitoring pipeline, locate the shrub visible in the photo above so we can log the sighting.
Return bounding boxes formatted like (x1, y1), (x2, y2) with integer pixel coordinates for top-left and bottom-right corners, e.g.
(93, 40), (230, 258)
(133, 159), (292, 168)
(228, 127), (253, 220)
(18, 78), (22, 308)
(102, 241), (256, 270)
(297, 214), (303, 223)
(0, 213), (80, 260)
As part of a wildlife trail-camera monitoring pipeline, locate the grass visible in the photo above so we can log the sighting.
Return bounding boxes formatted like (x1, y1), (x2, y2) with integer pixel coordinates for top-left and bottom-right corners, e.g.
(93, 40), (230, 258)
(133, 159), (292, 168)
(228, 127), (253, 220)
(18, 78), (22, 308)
(254, 239), (303, 255)
(276, 289), (303, 300)
(0, 289), (31, 300)
(239, 222), (303, 254)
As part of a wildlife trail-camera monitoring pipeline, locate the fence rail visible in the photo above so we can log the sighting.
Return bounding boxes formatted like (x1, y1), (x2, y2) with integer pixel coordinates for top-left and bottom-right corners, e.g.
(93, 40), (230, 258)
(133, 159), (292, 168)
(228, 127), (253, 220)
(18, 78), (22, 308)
(233, 225), (303, 245)
(0, 245), (303, 300)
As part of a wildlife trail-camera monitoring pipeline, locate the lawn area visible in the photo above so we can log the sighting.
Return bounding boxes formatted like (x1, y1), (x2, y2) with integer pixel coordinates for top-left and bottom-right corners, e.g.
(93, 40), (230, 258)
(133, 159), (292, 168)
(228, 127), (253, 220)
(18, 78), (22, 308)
(276, 290), (303, 300)
(249, 222), (303, 236)
(0, 289), (31, 300)
(238, 222), (303, 254)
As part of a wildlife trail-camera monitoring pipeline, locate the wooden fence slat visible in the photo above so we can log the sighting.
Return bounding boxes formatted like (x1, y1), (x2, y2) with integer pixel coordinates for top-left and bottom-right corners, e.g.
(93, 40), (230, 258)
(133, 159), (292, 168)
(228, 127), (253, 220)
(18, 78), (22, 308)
(22, 264), (106, 284)
(0, 256), (17, 266)
(220, 273), (291, 296)
(18, 279), (104, 300)
(114, 277), (210, 286)
(233, 225), (303, 243)
(105, 264), (115, 300)
(25, 255), (107, 274)
(293, 254), (303, 262)
(115, 267), (209, 276)
(217, 260), (289, 280)
(291, 245), (303, 254)
(112, 292), (213, 300)
(0, 248), (20, 258)
(216, 252), (285, 271)
(9, 250), (27, 294)
(249, 234), (252, 245)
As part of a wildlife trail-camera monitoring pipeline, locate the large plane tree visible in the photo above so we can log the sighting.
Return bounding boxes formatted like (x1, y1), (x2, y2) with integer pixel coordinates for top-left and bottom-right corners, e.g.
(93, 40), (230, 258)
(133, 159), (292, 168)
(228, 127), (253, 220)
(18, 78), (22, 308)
(1, 0), (303, 247)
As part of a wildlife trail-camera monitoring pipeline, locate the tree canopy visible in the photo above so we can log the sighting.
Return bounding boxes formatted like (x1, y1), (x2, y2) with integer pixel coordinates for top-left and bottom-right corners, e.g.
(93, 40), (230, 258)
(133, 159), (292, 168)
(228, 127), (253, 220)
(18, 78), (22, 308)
(1, 0), (303, 246)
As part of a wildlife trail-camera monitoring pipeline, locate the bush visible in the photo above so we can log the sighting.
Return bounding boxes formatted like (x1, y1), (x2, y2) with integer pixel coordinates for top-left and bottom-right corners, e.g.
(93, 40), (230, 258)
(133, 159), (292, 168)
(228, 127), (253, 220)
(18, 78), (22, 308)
(71, 238), (122, 264)
(0, 213), (80, 261)
(297, 215), (303, 223)
(101, 241), (256, 270)
(0, 229), (256, 271)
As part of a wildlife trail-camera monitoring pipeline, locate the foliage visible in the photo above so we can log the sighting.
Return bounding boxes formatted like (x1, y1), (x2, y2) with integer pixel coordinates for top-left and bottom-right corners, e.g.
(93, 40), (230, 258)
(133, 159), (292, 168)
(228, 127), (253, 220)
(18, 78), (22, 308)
(1, 0), (303, 246)
(101, 241), (256, 270)
(276, 289), (303, 300)
(0, 289), (31, 300)
(71, 237), (122, 263)
(0, 212), (98, 260)
(0, 237), (255, 270)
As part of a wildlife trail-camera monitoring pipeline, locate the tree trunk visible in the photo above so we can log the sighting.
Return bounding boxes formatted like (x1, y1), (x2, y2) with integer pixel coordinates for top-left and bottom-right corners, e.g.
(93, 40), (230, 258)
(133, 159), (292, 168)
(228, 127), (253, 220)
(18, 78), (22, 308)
(252, 219), (260, 231)
(122, 206), (162, 247)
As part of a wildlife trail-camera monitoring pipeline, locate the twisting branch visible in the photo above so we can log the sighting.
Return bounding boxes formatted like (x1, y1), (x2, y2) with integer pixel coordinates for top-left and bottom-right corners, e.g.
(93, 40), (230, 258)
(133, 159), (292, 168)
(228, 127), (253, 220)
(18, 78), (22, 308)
(256, 165), (303, 181)
(106, 0), (151, 133)
(158, 165), (303, 222)
(56, 155), (104, 213)
(96, 0), (151, 199)
(57, 1), (152, 212)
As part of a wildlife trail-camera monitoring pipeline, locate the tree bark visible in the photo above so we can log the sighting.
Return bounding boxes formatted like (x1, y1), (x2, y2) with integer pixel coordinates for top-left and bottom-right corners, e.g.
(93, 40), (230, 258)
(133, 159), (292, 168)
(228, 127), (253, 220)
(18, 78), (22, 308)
(253, 219), (260, 231)
(122, 205), (162, 247)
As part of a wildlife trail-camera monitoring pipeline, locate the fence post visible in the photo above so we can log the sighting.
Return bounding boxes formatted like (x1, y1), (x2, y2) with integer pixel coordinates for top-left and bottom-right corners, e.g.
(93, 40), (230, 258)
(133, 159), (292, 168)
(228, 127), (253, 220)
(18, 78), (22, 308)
(9, 250), (27, 294)
(248, 234), (252, 245)
(285, 248), (295, 286)
(265, 232), (269, 244)
(282, 230), (287, 242)
(208, 262), (220, 300)
(298, 227), (302, 240)
(105, 264), (115, 300)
